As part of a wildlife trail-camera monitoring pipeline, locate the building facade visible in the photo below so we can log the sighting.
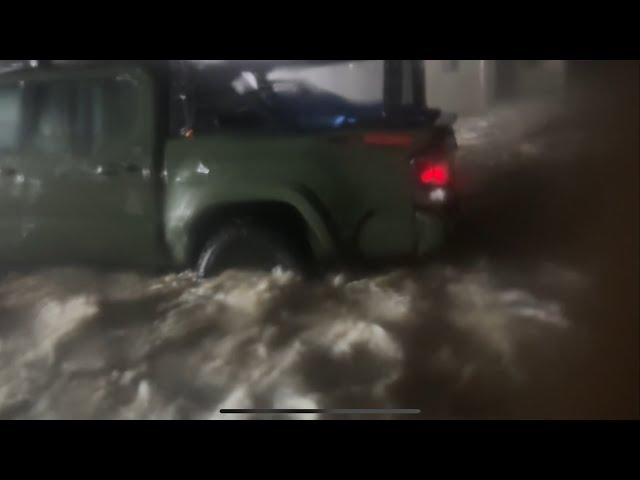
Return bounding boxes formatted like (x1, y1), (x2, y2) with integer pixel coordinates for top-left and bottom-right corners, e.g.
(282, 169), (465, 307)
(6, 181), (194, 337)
(424, 60), (566, 115)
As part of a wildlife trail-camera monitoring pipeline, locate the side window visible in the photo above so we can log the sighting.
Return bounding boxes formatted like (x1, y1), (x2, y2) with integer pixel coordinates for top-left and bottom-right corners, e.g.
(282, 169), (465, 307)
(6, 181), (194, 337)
(0, 84), (24, 153)
(76, 74), (141, 155)
(27, 81), (73, 156)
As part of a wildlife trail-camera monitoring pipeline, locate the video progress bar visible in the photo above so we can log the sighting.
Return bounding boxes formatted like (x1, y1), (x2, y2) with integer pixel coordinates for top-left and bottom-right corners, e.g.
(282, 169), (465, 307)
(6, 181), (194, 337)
(220, 409), (421, 415)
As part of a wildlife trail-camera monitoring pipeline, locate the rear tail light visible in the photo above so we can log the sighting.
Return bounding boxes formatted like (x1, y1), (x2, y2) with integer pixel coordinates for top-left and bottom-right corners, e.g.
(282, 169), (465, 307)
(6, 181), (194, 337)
(419, 163), (450, 186)
(413, 150), (452, 187)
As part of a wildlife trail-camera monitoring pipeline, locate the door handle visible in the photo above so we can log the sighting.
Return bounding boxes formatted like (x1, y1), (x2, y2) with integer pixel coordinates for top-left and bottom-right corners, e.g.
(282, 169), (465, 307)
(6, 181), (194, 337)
(94, 163), (142, 177)
(0, 166), (18, 177)
(95, 164), (119, 177)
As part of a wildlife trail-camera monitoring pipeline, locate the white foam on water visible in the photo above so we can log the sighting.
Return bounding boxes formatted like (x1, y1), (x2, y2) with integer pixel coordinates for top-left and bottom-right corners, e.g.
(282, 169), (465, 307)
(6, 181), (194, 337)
(0, 258), (584, 419)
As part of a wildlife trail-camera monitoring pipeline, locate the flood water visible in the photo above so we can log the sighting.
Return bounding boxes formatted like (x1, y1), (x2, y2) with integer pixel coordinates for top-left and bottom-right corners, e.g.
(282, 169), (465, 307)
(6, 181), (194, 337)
(1, 68), (638, 419)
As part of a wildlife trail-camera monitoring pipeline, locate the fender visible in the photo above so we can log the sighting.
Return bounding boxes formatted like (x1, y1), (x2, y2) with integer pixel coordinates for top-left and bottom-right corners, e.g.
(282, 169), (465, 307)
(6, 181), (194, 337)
(164, 181), (337, 267)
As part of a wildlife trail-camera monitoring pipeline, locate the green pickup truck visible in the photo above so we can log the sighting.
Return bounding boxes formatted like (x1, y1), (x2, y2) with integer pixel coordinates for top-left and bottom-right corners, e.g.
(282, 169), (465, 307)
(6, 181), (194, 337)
(0, 60), (457, 277)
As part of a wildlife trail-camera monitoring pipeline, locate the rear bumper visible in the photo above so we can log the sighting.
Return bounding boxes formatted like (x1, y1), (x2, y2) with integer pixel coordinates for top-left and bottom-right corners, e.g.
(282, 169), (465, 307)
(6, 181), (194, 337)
(413, 185), (460, 257)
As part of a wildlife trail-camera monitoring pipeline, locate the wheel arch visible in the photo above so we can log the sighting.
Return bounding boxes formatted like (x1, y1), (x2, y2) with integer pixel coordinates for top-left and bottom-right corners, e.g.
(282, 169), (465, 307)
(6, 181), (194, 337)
(183, 197), (336, 268)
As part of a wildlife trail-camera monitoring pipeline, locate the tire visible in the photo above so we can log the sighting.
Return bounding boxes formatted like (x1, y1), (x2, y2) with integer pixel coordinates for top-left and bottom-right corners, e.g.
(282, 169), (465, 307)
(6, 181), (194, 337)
(196, 220), (305, 278)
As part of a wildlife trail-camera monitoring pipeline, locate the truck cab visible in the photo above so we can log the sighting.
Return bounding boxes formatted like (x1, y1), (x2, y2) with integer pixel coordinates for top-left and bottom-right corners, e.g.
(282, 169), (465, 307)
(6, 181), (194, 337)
(0, 60), (457, 276)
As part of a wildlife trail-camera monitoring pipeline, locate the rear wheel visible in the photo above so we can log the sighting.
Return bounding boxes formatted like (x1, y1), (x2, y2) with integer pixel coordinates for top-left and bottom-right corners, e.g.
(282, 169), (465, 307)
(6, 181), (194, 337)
(196, 221), (305, 278)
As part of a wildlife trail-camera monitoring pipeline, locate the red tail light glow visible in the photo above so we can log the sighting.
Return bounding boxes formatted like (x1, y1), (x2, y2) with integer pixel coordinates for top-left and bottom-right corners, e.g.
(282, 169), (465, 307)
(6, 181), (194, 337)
(419, 162), (450, 186)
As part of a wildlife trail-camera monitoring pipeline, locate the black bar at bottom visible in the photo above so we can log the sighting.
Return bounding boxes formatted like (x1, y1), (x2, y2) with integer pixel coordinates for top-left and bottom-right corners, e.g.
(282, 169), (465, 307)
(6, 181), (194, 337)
(220, 409), (421, 415)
